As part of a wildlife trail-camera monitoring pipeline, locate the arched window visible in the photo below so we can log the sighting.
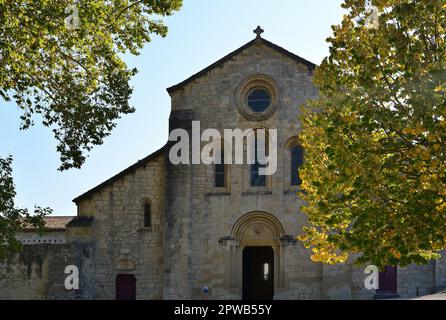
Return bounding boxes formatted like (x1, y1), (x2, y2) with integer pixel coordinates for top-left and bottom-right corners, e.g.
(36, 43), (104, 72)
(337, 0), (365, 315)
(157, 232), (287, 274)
(291, 146), (304, 186)
(143, 201), (151, 228)
(263, 262), (270, 281)
(250, 129), (267, 187)
(215, 141), (226, 188)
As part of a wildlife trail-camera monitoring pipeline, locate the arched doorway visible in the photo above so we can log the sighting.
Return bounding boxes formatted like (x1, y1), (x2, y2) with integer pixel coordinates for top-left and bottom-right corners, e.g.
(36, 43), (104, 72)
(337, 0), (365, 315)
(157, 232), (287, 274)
(230, 211), (284, 300)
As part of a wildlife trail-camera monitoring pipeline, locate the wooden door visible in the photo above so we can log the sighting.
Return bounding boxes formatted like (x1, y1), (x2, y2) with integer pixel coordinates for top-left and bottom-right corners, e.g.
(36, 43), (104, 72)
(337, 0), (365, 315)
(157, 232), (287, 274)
(377, 266), (397, 294)
(116, 274), (136, 300)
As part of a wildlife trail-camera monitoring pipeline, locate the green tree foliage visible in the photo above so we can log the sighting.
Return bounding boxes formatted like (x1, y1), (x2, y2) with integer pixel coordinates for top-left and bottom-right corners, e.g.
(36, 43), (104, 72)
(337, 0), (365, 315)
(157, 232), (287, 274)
(0, 1), (181, 256)
(0, 0), (182, 170)
(0, 156), (52, 258)
(299, 0), (446, 268)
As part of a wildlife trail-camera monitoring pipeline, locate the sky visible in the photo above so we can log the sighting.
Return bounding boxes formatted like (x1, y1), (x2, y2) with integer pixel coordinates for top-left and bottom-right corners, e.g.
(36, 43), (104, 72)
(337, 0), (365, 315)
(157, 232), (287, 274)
(0, 0), (346, 216)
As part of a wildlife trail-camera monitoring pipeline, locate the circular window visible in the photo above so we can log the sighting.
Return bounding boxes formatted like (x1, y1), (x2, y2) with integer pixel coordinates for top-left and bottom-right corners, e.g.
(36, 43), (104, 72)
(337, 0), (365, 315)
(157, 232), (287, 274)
(234, 74), (280, 121)
(247, 88), (271, 113)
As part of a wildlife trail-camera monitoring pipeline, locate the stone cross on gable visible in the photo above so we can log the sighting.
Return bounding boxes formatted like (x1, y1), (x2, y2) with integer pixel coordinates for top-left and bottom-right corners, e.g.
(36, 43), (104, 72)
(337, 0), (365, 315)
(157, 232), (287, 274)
(253, 26), (264, 38)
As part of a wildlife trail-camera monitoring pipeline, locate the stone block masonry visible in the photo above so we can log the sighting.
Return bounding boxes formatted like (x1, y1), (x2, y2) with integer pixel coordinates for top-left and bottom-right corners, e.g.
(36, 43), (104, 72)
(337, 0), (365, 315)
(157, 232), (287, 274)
(0, 242), (95, 299)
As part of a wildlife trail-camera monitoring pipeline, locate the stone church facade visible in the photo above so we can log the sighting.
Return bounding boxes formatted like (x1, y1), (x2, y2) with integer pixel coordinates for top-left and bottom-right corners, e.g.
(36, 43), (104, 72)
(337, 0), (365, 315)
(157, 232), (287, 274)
(1, 29), (446, 300)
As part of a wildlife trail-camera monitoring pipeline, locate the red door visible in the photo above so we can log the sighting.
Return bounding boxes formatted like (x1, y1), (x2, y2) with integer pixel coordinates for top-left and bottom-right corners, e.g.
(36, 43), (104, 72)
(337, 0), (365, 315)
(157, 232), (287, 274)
(377, 266), (397, 294)
(116, 274), (136, 300)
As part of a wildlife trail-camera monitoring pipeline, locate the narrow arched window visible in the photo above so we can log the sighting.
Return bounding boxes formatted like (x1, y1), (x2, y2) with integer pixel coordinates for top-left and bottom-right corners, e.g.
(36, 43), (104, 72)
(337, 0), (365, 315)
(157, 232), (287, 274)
(291, 146), (304, 186)
(263, 262), (270, 280)
(143, 202), (151, 228)
(215, 141), (226, 187)
(251, 129), (267, 187)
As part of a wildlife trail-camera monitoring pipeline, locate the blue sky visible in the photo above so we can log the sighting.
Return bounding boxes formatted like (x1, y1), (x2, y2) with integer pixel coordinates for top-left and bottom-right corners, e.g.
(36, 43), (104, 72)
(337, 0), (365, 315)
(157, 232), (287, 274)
(0, 0), (345, 216)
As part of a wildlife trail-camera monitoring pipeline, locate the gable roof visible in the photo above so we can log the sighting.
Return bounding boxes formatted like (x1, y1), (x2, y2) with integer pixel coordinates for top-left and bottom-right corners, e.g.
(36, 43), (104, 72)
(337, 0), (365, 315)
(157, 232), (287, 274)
(166, 36), (317, 94)
(66, 215), (94, 228)
(72, 144), (167, 204)
(22, 216), (74, 232)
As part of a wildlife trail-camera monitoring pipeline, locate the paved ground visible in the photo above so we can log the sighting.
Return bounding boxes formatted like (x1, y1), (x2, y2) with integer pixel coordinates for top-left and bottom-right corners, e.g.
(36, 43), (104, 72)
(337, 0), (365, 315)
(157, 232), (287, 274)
(412, 292), (446, 300)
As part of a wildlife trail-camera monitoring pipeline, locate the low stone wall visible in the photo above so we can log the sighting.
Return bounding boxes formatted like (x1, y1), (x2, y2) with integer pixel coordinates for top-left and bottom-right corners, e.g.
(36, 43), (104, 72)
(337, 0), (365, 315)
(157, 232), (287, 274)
(397, 262), (436, 298)
(435, 251), (446, 292)
(0, 242), (95, 300)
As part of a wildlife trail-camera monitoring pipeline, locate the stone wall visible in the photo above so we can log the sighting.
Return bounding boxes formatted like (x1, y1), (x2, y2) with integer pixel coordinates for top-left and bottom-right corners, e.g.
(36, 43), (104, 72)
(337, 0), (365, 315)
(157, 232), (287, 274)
(15, 231), (66, 245)
(435, 251), (446, 291)
(0, 242), (94, 300)
(164, 40), (446, 300)
(166, 41), (322, 299)
(76, 153), (166, 299)
(398, 263), (436, 298)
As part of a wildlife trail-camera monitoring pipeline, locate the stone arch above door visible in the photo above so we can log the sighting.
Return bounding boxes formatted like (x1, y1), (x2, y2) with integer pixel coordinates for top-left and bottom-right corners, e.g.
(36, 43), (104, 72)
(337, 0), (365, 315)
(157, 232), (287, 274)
(231, 211), (285, 247)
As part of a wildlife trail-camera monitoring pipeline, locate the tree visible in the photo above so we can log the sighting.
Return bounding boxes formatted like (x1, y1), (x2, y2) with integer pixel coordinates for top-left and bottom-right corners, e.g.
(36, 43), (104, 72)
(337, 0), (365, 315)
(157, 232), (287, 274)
(0, 1), (182, 255)
(1, 0), (182, 170)
(298, 0), (446, 268)
(0, 156), (52, 258)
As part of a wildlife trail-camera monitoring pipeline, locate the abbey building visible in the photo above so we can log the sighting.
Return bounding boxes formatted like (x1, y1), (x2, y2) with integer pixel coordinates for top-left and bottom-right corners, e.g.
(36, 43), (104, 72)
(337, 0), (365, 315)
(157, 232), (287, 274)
(1, 28), (445, 300)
